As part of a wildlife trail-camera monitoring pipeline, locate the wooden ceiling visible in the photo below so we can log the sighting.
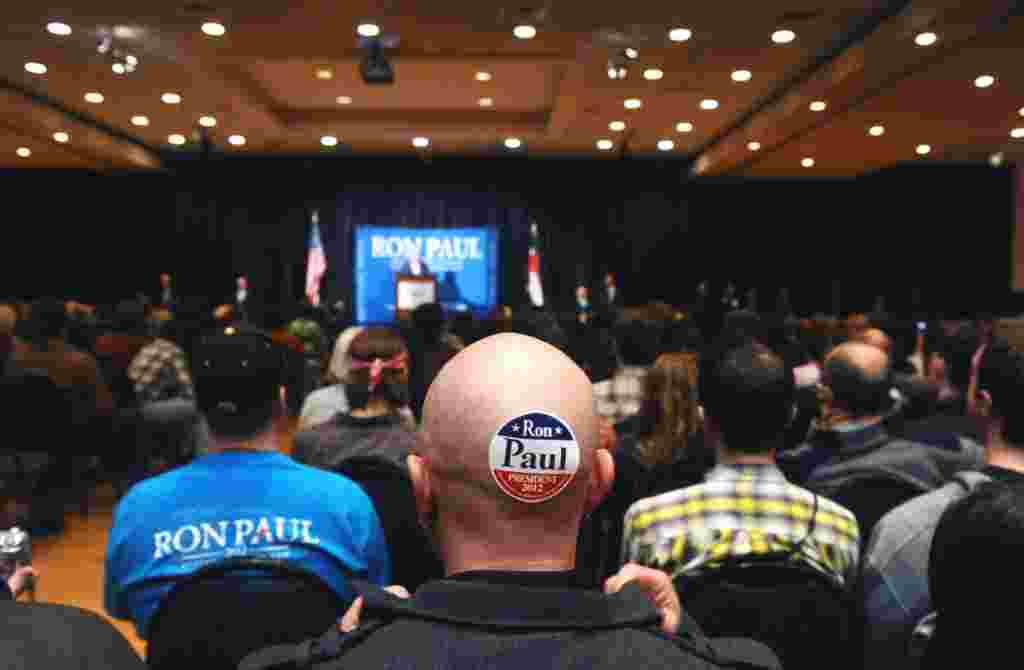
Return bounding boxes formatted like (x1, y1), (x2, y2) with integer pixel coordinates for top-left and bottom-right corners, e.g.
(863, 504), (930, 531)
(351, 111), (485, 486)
(1, 0), (1022, 175)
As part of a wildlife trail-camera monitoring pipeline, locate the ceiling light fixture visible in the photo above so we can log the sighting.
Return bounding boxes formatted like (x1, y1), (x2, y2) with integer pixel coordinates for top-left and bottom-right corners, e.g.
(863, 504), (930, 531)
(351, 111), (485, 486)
(772, 29), (796, 44)
(809, 100), (827, 112)
(677, 122), (694, 133)
(669, 27), (692, 42)
(643, 68), (664, 81)
(168, 134), (187, 146)
(357, 23), (381, 37)
(53, 132), (69, 143)
(131, 115), (150, 127)
(609, 121), (626, 132)
(316, 68), (334, 80)
(84, 92), (104, 104)
(16, 147), (31, 158)
(801, 157), (815, 168)
(504, 137), (522, 149)
(596, 139), (614, 151)
(657, 139), (675, 151)
(475, 71), (492, 82)
(916, 144), (932, 155)
(624, 98), (642, 110)
(513, 24), (536, 40)
(975, 75), (996, 88)
(624, 48), (639, 60)
(321, 135), (339, 147)
(478, 97), (494, 107)
(112, 63), (126, 75)
(46, 22), (72, 36)
(991, 152), (1005, 167)
(1011, 128), (1024, 139)
(201, 21), (226, 37)
(412, 137), (430, 148)
(915, 32), (938, 46)
(161, 92), (182, 104)
(199, 116), (217, 128)
(228, 134), (246, 146)
(336, 96), (353, 105)
(607, 63), (627, 80)
(700, 99), (719, 110)
(24, 62), (47, 75)
(869, 125), (885, 136)
(747, 141), (761, 151)
(731, 69), (752, 82)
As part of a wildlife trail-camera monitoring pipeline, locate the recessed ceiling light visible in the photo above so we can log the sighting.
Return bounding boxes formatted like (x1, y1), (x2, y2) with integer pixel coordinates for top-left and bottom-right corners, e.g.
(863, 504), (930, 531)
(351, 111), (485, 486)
(731, 69), (752, 82)
(669, 27), (692, 42)
(24, 62), (47, 75)
(991, 153), (1005, 167)
(84, 92), (104, 104)
(1011, 128), (1024, 139)
(916, 144), (932, 155)
(772, 29), (796, 44)
(412, 137), (430, 148)
(700, 99), (719, 110)
(596, 139), (614, 151)
(321, 135), (339, 147)
(609, 121), (626, 132)
(162, 92), (182, 104)
(801, 157), (815, 168)
(747, 141), (761, 151)
(201, 21), (226, 37)
(504, 137), (522, 149)
(228, 134), (246, 146)
(657, 139), (675, 151)
(46, 22), (72, 36)
(643, 68), (664, 81)
(336, 96), (353, 105)
(168, 134), (187, 146)
(975, 75), (996, 89)
(316, 68), (334, 80)
(131, 115), (150, 127)
(513, 24), (536, 40)
(53, 132), (69, 143)
(16, 147), (31, 158)
(915, 32), (938, 47)
(112, 63), (126, 75)
(478, 97), (494, 107)
(624, 48), (639, 60)
(199, 116), (217, 128)
(357, 23), (381, 38)
(677, 122), (694, 133)
(475, 71), (492, 82)
(809, 101), (827, 112)
(624, 98), (643, 110)
(869, 125), (885, 136)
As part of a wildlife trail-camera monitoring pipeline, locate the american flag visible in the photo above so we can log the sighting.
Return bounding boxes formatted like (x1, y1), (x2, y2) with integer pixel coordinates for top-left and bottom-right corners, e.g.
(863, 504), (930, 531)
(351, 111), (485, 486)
(306, 211), (327, 306)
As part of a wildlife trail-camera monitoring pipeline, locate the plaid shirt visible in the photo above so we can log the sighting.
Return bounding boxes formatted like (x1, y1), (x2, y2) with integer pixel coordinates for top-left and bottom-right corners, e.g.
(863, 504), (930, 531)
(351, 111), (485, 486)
(127, 338), (194, 404)
(594, 365), (647, 424)
(623, 463), (860, 587)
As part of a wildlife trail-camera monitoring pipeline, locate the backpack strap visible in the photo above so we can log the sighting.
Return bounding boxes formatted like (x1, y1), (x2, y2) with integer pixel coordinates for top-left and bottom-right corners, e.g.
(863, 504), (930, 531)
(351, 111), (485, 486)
(238, 610), (392, 670)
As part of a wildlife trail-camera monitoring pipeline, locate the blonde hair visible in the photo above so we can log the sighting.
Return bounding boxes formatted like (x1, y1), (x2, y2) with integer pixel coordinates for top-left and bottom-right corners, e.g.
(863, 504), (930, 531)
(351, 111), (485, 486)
(637, 352), (702, 468)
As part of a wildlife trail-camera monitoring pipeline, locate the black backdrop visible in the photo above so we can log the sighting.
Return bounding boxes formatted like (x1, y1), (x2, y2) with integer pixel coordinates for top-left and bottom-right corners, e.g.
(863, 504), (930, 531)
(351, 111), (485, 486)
(0, 156), (1016, 317)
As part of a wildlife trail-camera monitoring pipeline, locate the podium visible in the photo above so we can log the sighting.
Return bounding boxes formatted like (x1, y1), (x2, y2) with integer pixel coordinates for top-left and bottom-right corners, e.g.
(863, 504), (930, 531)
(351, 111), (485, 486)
(396, 274), (437, 320)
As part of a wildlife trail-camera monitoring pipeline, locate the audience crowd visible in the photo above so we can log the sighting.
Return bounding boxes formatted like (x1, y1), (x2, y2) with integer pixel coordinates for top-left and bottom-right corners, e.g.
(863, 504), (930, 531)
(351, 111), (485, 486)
(0, 289), (1019, 669)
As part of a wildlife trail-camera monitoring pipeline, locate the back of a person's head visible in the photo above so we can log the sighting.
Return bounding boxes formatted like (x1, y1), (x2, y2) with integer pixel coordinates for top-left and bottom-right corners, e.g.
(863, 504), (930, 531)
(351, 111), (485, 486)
(977, 342), (1024, 445)
(346, 327), (409, 410)
(822, 342), (892, 418)
(614, 320), (660, 367)
(702, 342), (793, 452)
(508, 310), (568, 353)
(638, 351), (701, 467)
(113, 299), (147, 333)
(260, 304), (293, 331)
(30, 298), (67, 341)
(580, 328), (620, 384)
(941, 326), (982, 392)
(412, 302), (446, 340)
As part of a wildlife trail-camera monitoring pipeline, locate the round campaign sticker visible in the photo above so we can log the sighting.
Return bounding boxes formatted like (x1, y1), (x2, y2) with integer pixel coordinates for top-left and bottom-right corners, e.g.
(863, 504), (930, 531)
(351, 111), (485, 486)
(489, 411), (580, 504)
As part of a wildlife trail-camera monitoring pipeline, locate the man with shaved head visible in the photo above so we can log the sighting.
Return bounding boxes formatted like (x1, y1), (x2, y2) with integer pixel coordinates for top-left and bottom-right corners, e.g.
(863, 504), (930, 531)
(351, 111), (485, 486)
(857, 328), (892, 355)
(243, 333), (779, 670)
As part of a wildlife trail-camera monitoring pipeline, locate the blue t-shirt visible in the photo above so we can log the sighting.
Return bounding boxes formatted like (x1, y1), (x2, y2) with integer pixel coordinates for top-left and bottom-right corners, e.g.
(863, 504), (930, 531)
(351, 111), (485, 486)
(104, 450), (391, 638)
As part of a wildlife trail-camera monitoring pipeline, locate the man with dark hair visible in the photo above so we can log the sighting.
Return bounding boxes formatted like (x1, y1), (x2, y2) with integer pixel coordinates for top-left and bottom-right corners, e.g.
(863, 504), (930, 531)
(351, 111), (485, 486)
(624, 343), (860, 588)
(104, 328), (391, 640)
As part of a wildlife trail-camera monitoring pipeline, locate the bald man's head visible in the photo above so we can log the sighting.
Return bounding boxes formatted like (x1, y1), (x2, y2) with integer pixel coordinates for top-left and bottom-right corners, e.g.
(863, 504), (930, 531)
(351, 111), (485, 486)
(857, 328), (892, 355)
(824, 342), (892, 418)
(414, 333), (611, 563)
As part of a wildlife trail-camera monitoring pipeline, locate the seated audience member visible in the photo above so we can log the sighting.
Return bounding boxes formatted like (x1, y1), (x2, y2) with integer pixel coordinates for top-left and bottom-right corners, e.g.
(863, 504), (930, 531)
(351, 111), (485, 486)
(2, 565), (38, 601)
(94, 300), (153, 381)
(298, 326), (363, 431)
(623, 343), (860, 589)
(0, 304), (21, 376)
(243, 333), (780, 670)
(104, 328), (390, 639)
(860, 344), (1024, 669)
(406, 303), (462, 422)
(598, 320), (658, 428)
(127, 300), (207, 405)
(778, 342), (984, 493)
(918, 481), (1024, 668)
(293, 328), (415, 471)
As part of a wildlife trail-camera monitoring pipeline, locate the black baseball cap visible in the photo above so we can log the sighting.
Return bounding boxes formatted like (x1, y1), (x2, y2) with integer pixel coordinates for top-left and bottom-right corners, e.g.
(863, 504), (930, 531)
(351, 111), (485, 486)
(193, 327), (285, 438)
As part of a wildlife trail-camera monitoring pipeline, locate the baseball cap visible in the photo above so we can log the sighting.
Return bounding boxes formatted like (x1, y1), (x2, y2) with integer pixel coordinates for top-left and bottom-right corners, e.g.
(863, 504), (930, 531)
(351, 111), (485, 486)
(193, 327), (285, 437)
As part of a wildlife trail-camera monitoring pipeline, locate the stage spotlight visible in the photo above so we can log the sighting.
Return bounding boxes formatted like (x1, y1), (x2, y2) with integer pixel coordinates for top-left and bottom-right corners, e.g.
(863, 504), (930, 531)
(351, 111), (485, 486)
(360, 39), (394, 85)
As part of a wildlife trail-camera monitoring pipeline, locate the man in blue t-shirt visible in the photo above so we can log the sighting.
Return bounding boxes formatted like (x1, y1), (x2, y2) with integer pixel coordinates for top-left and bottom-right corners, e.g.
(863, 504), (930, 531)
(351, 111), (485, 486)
(104, 328), (390, 639)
